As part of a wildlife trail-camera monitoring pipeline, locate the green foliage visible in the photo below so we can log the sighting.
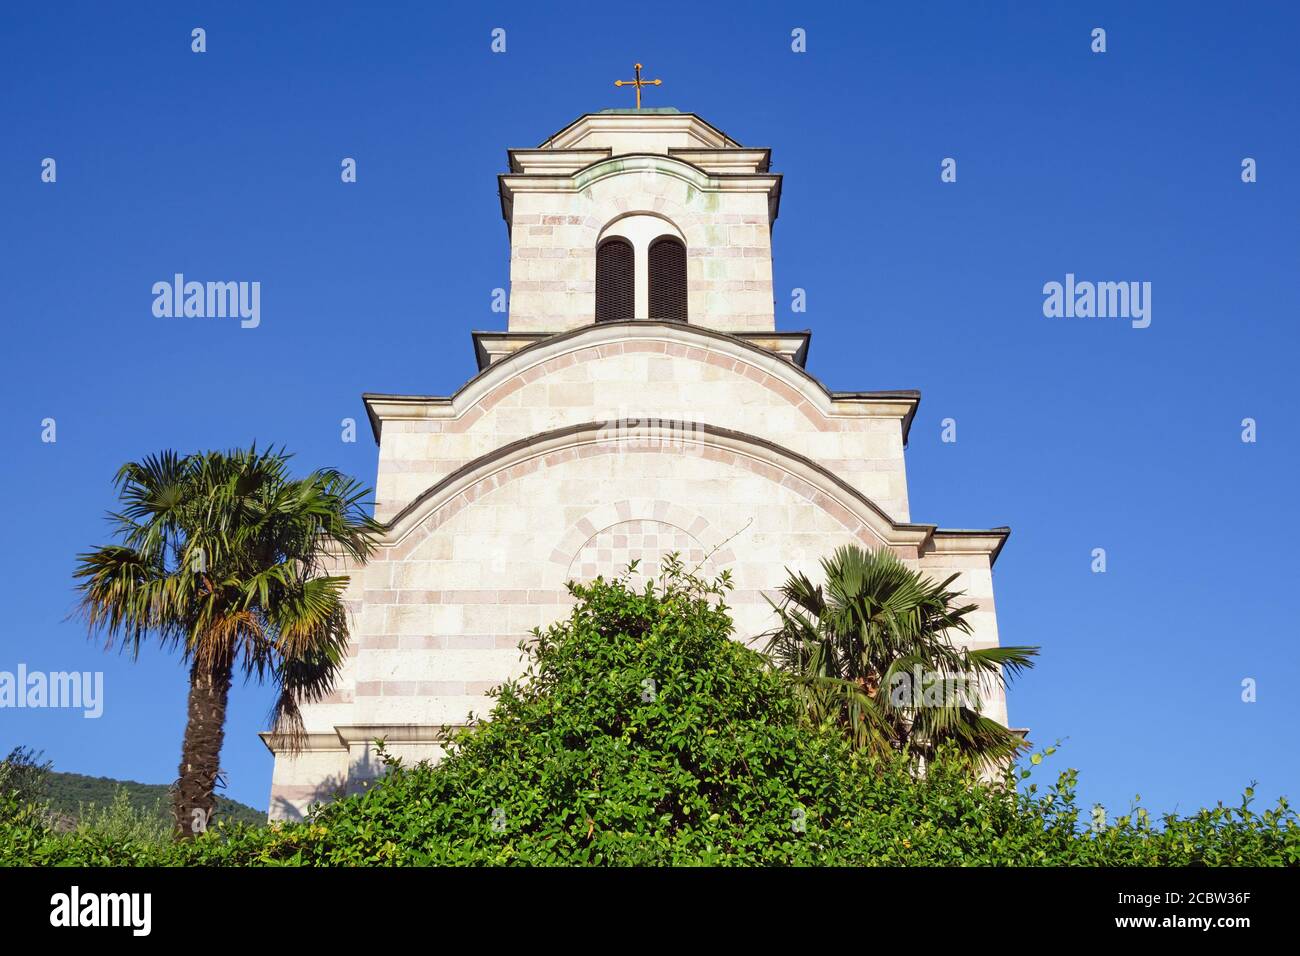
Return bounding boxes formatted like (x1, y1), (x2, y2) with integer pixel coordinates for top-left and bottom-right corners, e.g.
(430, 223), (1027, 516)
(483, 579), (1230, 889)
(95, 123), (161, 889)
(39, 771), (264, 829)
(0, 747), (52, 809)
(765, 545), (1038, 767)
(73, 445), (382, 739)
(72, 444), (382, 833)
(71, 788), (173, 846)
(0, 747), (262, 862)
(4, 563), (1296, 866)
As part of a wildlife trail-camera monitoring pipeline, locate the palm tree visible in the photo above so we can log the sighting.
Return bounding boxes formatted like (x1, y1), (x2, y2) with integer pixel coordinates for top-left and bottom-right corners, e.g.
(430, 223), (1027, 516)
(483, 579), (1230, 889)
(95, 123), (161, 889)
(74, 446), (380, 836)
(763, 544), (1038, 769)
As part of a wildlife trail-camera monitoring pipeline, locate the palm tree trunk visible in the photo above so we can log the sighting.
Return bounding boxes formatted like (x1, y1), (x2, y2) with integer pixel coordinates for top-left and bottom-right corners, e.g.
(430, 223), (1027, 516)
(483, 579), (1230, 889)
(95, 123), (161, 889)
(173, 655), (233, 838)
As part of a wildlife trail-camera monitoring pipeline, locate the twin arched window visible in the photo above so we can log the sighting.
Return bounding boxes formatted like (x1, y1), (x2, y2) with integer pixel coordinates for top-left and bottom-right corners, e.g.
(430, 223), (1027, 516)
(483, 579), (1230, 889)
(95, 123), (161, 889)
(595, 227), (687, 323)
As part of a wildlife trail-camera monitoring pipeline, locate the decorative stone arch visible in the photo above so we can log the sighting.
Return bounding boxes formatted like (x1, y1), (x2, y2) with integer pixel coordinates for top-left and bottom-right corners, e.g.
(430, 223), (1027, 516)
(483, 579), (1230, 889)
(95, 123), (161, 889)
(581, 170), (707, 252)
(574, 154), (716, 200)
(379, 419), (937, 562)
(569, 156), (761, 280)
(597, 213), (687, 321)
(598, 210), (685, 244)
(550, 498), (737, 583)
(364, 322), (919, 442)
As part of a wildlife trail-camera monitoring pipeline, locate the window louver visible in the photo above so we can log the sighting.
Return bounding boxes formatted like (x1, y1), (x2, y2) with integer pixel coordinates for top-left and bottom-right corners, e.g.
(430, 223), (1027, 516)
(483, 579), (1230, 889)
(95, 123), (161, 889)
(595, 238), (635, 322)
(648, 237), (687, 322)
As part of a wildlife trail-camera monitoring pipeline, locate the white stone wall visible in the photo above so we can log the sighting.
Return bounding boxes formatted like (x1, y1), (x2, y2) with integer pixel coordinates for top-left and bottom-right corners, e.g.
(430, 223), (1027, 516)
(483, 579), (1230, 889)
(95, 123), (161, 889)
(268, 413), (1007, 820)
(370, 325), (913, 525)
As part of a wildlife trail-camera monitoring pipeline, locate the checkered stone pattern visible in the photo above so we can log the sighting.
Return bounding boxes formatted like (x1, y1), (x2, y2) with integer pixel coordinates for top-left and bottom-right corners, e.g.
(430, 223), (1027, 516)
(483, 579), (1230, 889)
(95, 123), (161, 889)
(569, 519), (708, 583)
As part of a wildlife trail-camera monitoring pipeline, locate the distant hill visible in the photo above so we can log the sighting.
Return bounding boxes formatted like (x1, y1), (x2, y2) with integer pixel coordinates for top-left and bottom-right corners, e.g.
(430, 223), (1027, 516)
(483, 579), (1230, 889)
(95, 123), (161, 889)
(43, 771), (265, 828)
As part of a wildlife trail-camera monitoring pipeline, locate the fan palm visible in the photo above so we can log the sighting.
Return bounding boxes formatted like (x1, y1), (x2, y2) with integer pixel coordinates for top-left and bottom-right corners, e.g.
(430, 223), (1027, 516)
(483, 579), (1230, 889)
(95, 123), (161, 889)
(764, 544), (1037, 769)
(74, 446), (380, 836)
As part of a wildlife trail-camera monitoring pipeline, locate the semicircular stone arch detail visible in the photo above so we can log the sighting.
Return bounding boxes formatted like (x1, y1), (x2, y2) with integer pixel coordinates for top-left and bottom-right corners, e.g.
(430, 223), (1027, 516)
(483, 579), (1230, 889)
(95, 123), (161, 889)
(577, 162), (739, 259)
(552, 499), (737, 582)
(577, 155), (713, 204)
(382, 423), (914, 564)
(568, 519), (703, 584)
(448, 332), (829, 435)
(598, 210), (685, 244)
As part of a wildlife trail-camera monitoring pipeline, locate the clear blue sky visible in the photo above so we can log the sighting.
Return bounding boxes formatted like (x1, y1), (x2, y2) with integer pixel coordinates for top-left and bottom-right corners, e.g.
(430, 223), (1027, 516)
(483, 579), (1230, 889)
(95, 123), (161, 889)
(2, 1), (1297, 818)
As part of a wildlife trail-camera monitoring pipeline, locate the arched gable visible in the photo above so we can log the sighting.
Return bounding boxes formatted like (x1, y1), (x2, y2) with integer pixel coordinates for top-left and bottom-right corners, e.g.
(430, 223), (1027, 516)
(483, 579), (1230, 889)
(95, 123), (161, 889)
(365, 321), (915, 438)
(364, 323), (920, 527)
(379, 419), (935, 561)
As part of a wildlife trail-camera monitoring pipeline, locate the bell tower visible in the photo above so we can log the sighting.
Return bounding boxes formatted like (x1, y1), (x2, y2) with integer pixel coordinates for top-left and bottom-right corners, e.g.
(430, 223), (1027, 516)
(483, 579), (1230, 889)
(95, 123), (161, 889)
(495, 108), (784, 339)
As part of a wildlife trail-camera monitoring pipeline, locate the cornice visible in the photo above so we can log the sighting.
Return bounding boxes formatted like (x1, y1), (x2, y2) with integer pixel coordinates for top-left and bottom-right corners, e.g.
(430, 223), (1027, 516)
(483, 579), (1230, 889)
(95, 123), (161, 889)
(259, 724), (469, 754)
(537, 111), (742, 151)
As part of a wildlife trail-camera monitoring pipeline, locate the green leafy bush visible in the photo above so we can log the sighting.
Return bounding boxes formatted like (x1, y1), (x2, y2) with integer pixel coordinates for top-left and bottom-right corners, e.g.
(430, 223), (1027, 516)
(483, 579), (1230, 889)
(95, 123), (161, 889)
(41, 770), (264, 828)
(4, 564), (1297, 866)
(0, 747), (52, 808)
(71, 788), (173, 847)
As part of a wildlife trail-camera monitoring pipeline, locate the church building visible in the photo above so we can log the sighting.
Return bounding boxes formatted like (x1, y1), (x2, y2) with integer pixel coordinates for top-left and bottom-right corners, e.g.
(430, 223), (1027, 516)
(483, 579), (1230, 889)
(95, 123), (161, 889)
(264, 103), (1014, 819)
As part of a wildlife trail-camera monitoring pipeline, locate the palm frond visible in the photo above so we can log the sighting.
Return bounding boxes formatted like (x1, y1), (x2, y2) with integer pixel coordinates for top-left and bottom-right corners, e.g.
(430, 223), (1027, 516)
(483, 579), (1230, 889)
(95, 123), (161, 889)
(761, 544), (1038, 766)
(75, 445), (379, 709)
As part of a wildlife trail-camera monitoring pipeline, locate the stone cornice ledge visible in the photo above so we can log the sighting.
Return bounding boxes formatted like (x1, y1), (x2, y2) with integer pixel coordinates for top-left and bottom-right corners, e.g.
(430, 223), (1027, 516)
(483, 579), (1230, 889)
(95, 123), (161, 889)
(259, 724), (468, 754)
(498, 153), (783, 225)
(928, 528), (1012, 566)
(472, 328), (811, 370)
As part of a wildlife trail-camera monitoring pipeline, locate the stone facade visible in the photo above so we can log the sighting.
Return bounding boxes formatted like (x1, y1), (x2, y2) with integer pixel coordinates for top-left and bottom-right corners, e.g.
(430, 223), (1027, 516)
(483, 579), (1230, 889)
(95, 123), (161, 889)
(263, 110), (1013, 820)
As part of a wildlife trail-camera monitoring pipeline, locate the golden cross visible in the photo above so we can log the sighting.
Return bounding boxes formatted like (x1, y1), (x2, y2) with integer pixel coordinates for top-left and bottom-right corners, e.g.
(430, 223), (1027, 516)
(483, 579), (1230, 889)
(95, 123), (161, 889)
(614, 62), (661, 109)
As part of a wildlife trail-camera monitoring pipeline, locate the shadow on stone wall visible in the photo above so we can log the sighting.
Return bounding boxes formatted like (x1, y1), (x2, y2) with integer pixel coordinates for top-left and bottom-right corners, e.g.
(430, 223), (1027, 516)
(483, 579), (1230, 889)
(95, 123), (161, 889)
(268, 744), (403, 822)
(268, 773), (348, 823)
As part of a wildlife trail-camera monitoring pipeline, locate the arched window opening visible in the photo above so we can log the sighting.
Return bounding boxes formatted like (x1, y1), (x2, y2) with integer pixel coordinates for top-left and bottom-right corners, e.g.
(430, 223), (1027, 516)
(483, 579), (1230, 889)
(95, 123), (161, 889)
(595, 238), (635, 323)
(648, 236), (687, 322)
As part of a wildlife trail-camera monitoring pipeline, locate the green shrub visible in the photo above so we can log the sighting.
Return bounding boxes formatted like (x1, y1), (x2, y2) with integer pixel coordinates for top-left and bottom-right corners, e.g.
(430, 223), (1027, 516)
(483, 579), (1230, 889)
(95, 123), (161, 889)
(0, 747), (51, 809)
(4, 563), (1297, 866)
(71, 788), (173, 847)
